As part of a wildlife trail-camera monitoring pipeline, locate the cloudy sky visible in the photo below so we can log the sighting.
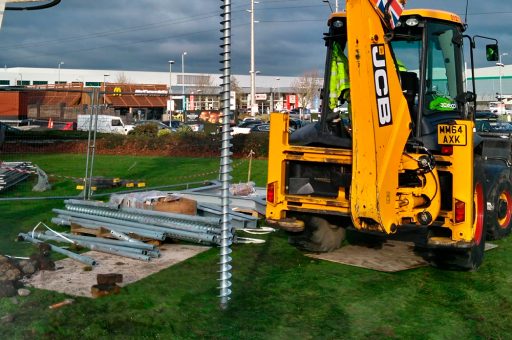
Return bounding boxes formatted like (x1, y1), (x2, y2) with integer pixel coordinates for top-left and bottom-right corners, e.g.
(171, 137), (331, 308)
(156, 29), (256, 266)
(0, 0), (510, 77)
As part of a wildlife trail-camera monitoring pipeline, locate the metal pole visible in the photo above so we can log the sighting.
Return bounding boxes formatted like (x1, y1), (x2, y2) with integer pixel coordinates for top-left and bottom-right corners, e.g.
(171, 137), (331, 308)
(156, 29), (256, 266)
(219, 0), (234, 310)
(87, 88), (101, 199)
(169, 60), (174, 120)
(82, 89), (95, 199)
(103, 74), (110, 105)
(58, 61), (64, 84)
(276, 77), (280, 111)
(335, 0), (338, 12)
(19, 233), (97, 266)
(182, 51), (187, 122)
(250, 0), (256, 116)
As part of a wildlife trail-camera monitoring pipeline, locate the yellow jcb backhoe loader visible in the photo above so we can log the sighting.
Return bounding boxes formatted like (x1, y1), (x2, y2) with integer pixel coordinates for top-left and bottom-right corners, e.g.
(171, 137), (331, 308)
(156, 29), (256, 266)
(266, 0), (512, 270)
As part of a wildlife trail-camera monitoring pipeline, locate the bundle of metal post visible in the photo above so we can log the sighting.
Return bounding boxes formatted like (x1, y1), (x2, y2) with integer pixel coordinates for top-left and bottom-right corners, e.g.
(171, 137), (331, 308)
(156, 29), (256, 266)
(51, 216), (167, 241)
(66, 199), (220, 226)
(0, 162), (32, 192)
(42, 231), (156, 251)
(30, 232), (159, 259)
(63, 200), (223, 234)
(52, 210), (219, 245)
(198, 204), (258, 229)
(18, 233), (97, 266)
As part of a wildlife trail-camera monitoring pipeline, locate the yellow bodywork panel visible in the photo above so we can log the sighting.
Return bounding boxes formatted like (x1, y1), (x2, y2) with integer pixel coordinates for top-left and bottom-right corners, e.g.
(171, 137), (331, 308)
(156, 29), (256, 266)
(266, 113), (352, 220)
(437, 120), (476, 242)
(346, 0), (412, 233)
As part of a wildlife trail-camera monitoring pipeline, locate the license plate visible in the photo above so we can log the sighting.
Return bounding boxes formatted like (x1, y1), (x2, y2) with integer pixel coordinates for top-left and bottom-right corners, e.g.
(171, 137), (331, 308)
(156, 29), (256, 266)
(437, 124), (467, 146)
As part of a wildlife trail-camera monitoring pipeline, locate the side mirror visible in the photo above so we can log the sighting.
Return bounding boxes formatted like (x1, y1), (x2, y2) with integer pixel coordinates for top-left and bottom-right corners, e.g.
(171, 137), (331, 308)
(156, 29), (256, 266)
(486, 44), (499, 62)
(456, 91), (476, 104)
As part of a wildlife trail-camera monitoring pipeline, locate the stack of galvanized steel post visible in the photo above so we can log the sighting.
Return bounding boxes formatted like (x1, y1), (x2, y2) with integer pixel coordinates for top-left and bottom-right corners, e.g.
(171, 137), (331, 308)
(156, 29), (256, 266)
(0, 162), (34, 192)
(52, 199), (231, 246)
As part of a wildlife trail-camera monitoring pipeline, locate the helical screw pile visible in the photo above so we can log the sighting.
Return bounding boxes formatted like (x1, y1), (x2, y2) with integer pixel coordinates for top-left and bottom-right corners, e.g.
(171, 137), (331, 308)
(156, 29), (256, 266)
(219, 0), (233, 310)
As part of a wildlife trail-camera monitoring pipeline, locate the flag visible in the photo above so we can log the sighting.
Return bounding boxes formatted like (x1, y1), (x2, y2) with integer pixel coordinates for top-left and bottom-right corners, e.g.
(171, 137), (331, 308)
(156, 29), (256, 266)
(372, 0), (404, 29)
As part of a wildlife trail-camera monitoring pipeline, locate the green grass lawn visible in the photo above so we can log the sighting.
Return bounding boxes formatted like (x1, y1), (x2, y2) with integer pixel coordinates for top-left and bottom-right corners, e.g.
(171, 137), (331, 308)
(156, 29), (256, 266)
(1, 154), (512, 338)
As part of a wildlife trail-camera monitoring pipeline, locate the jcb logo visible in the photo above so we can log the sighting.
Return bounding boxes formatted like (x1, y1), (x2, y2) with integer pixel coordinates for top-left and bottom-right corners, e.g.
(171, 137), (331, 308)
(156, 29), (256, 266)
(372, 44), (392, 127)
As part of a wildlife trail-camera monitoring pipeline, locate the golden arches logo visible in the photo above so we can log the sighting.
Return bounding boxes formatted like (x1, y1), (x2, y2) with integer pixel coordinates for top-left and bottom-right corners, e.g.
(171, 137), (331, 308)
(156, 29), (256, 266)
(113, 87), (122, 96)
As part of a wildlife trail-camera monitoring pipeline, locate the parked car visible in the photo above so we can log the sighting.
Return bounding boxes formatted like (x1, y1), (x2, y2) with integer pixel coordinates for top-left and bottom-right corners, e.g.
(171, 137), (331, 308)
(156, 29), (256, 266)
(77, 115), (133, 135)
(133, 120), (172, 131)
(250, 123), (271, 133)
(289, 119), (309, 131)
(476, 120), (512, 133)
(231, 120), (264, 135)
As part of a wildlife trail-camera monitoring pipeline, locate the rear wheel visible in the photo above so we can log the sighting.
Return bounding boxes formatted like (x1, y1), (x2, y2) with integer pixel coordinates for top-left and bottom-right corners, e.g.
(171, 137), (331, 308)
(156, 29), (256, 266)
(486, 170), (512, 240)
(429, 165), (486, 271)
(288, 216), (346, 252)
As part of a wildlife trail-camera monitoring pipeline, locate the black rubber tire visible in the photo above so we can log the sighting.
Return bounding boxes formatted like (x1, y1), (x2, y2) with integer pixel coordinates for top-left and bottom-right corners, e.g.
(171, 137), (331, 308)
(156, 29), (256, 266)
(288, 216), (346, 252)
(485, 169), (512, 240)
(429, 159), (487, 271)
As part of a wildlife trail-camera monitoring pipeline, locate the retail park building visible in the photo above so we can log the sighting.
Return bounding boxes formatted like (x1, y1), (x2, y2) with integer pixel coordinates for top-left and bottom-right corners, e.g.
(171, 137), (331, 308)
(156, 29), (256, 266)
(0, 67), (306, 123)
(0, 66), (510, 123)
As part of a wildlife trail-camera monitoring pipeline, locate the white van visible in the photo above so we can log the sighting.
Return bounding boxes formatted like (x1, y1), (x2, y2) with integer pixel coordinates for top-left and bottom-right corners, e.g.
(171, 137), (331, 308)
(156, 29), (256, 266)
(77, 115), (134, 134)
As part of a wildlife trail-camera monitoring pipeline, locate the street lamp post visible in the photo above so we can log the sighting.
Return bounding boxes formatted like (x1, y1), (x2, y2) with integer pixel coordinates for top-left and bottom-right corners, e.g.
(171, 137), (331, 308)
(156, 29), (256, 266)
(276, 77), (280, 111)
(497, 52), (509, 101)
(103, 74), (110, 106)
(249, 0), (259, 116)
(182, 52), (187, 122)
(57, 61), (64, 85)
(168, 60), (175, 120)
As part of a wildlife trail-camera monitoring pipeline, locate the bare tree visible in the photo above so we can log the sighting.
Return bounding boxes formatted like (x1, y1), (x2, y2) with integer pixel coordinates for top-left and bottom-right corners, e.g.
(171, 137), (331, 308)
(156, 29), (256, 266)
(115, 72), (131, 84)
(291, 70), (321, 108)
(230, 76), (243, 111)
(194, 74), (215, 91)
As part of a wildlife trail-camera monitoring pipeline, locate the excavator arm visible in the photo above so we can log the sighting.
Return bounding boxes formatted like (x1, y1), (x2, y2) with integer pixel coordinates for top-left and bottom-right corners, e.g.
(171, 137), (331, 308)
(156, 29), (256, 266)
(347, 0), (439, 233)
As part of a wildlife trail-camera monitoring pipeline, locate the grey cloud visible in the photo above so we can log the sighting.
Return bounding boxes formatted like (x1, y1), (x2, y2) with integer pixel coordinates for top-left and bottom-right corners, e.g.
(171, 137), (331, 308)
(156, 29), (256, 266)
(0, 0), (510, 75)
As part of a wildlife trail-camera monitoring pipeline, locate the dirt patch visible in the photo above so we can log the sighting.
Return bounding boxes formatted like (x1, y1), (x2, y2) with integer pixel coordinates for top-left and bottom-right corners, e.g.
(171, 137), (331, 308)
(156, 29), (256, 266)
(23, 244), (210, 298)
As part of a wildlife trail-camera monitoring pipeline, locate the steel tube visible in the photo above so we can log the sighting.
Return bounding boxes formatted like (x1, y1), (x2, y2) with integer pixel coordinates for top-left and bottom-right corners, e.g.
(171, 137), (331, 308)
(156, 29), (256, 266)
(53, 212), (219, 245)
(219, 0), (234, 309)
(38, 231), (157, 252)
(87, 243), (151, 262)
(60, 205), (222, 235)
(51, 216), (166, 240)
(43, 231), (155, 250)
(30, 231), (152, 256)
(66, 199), (220, 225)
(18, 233), (97, 266)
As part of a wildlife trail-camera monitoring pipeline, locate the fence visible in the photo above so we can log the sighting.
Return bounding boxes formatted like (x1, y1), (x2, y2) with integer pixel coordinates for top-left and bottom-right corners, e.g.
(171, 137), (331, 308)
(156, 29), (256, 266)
(0, 86), (257, 202)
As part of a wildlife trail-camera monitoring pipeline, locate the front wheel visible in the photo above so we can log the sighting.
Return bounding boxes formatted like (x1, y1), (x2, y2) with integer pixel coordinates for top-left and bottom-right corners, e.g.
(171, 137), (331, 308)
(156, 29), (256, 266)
(486, 169), (512, 240)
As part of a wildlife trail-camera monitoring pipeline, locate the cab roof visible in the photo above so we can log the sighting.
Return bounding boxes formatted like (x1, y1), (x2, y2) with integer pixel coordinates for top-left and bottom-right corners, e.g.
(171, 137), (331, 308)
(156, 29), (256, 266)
(328, 8), (463, 26)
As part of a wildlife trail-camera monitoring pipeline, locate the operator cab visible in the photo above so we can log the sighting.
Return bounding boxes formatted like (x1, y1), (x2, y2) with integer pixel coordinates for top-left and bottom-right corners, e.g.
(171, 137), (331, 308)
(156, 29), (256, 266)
(291, 10), (478, 151)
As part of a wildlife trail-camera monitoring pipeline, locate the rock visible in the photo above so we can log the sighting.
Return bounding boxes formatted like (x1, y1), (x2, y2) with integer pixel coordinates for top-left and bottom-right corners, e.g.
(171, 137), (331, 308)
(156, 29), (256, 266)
(0, 314), (14, 324)
(18, 260), (37, 276)
(97, 273), (123, 285)
(0, 264), (22, 281)
(17, 288), (31, 297)
(91, 284), (121, 298)
(0, 281), (17, 298)
(10, 296), (19, 305)
(37, 243), (51, 256)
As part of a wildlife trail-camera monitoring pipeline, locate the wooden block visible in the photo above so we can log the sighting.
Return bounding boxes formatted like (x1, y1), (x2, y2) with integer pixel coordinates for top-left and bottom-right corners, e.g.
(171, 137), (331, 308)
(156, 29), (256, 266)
(91, 284), (121, 298)
(153, 197), (197, 216)
(232, 207), (260, 218)
(70, 224), (110, 237)
(97, 273), (123, 285)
